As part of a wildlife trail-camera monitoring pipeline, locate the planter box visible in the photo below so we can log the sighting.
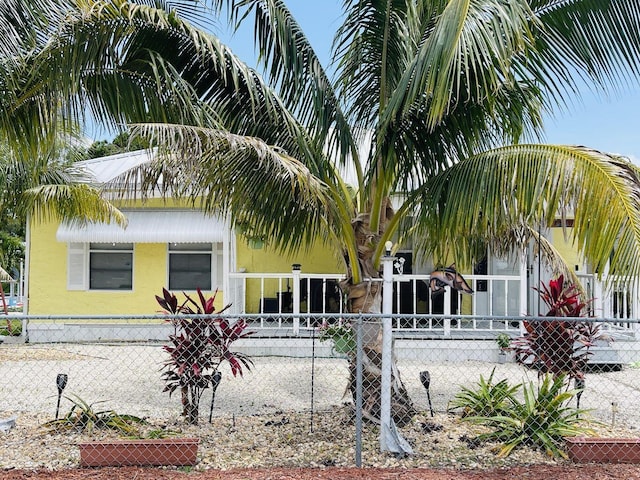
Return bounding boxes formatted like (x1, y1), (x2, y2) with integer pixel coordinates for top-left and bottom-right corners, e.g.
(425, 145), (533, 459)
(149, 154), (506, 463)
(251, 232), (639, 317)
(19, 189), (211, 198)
(566, 437), (640, 463)
(79, 438), (199, 467)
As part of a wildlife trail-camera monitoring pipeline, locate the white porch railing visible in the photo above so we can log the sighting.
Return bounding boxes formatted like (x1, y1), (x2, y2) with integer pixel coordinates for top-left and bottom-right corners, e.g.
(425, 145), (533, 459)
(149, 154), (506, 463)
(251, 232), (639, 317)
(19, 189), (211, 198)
(227, 269), (639, 337)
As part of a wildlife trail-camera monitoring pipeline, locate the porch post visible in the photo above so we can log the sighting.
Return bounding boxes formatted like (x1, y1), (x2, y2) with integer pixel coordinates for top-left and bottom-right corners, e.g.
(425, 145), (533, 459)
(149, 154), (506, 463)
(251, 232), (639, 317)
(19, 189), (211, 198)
(292, 264), (301, 335)
(443, 289), (451, 337)
(519, 247), (528, 335)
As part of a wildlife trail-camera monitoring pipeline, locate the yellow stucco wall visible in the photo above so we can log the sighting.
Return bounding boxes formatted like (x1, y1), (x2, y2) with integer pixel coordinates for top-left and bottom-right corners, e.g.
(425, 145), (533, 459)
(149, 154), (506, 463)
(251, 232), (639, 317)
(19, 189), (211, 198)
(27, 210), (343, 315)
(550, 227), (584, 272)
(28, 218), (188, 315)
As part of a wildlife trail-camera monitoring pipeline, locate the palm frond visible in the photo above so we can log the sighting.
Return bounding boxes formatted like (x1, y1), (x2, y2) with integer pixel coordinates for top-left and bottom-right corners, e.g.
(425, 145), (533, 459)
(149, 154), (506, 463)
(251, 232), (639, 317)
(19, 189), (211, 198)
(215, 0), (361, 181)
(527, 0), (640, 107)
(108, 123), (333, 253)
(334, 0), (418, 128)
(385, 0), (538, 129)
(409, 145), (640, 283)
(20, 184), (126, 226)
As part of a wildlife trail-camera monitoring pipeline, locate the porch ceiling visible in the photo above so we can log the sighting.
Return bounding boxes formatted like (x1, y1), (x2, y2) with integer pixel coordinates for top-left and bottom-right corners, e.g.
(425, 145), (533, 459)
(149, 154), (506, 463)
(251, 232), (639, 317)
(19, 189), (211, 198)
(56, 210), (227, 243)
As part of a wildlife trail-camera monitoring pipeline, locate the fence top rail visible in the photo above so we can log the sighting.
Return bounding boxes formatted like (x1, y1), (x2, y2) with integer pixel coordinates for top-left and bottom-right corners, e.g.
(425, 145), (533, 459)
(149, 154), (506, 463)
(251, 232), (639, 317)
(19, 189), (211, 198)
(12, 313), (640, 324)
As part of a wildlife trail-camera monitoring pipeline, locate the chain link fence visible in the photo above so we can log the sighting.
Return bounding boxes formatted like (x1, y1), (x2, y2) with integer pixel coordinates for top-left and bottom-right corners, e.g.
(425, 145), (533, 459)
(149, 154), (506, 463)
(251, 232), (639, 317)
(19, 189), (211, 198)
(1, 313), (639, 469)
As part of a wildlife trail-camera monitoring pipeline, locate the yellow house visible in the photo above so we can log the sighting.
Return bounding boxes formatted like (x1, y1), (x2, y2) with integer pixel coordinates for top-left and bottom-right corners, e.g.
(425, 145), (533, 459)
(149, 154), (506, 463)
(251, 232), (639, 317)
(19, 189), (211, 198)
(24, 150), (637, 338)
(25, 150), (343, 317)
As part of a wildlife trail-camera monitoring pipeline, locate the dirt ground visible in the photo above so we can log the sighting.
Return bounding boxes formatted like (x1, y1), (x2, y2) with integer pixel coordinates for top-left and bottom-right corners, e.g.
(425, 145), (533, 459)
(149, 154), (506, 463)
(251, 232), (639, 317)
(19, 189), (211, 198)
(3, 465), (640, 479)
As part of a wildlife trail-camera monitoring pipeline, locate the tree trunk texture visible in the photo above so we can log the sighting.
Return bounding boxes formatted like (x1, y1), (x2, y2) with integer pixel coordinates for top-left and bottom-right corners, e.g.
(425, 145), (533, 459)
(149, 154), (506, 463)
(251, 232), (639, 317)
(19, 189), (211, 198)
(341, 201), (417, 427)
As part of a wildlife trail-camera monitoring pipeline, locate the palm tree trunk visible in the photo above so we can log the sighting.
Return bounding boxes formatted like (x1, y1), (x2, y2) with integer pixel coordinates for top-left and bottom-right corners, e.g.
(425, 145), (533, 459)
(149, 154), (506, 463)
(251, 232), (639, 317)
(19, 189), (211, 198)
(341, 236), (417, 427)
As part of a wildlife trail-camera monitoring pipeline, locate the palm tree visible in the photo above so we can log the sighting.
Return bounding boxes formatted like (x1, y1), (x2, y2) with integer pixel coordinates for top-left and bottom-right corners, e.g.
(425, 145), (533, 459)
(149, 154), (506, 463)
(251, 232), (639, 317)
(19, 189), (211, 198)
(0, 0), (218, 228)
(5, 0), (640, 426)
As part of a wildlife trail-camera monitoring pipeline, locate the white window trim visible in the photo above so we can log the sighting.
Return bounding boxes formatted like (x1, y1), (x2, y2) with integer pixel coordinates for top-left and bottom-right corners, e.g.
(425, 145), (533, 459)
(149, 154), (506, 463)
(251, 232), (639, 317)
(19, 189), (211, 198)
(67, 242), (135, 291)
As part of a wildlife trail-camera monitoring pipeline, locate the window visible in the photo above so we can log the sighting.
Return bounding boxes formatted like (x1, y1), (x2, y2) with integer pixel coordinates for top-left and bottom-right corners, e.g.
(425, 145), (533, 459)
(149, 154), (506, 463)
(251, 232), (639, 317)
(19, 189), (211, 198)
(168, 243), (222, 291)
(89, 243), (133, 290)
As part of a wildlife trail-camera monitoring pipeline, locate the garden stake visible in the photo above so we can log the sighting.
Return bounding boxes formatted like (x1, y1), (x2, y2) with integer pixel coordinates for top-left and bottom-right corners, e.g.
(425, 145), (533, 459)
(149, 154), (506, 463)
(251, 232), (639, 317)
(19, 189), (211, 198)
(55, 373), (68, 420)
(208, 371), (222, 424)
(419, 371), (434, 417)
(575, 378), (585, 410)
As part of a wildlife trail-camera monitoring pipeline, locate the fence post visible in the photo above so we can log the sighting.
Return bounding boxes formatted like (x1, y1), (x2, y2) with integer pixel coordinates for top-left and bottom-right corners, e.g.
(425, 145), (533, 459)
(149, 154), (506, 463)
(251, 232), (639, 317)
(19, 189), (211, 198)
(379, 242), (393, 451)
(443, 288), (451, 337)
(355, 316), (363, 467)
(292, 264), (301, 334)
(379, 242), (413, 455)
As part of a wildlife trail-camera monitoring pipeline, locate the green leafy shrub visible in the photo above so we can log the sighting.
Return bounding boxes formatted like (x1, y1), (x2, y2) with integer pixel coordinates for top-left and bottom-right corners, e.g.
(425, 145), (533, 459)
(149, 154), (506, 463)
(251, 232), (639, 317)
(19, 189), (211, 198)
(43, 394), (145, 436)
(0, 318), (21, 336)
(495, 333), (511, 350)
(318, 322), (355, 355)
(448, 368), (520, 418)
(464, 374), (594, 458)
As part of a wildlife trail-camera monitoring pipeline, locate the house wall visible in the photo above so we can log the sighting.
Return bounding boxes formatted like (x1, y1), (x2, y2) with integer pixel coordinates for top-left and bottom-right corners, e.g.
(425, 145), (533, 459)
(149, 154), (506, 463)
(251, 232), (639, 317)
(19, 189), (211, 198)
(236, 238), (342, 274)
(28, 218), (180, 315)
(550, 227), (584, 273)
(27, 208), (344, 316)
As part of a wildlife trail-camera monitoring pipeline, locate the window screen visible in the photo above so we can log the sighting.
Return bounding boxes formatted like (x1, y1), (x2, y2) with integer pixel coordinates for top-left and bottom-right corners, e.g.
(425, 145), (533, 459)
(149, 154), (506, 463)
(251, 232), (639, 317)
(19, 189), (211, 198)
(168, 243), (214, 290)
(89, 243), (133, 290)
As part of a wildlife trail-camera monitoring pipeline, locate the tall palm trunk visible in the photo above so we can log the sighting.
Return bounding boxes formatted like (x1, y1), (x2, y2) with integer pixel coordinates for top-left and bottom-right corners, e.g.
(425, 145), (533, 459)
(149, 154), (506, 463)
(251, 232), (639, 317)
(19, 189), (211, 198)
(340, 205), (416, 427)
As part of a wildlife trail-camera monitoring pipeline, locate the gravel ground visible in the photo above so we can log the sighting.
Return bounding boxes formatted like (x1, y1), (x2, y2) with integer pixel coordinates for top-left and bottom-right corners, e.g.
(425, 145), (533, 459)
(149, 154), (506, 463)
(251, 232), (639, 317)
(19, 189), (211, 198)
(1, 343), (639, 471)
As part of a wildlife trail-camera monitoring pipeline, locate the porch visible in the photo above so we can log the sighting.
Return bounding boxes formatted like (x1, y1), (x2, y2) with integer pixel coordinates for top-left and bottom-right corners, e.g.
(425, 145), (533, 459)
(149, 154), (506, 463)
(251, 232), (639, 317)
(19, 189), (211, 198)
(226, 268), (640, 339)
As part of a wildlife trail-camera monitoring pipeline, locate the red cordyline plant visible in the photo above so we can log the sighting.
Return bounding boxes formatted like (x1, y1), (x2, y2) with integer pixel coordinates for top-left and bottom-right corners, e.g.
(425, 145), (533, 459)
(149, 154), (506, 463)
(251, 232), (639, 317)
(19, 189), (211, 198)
(512, 275), (599, 381)
(156, 287), (253, 424)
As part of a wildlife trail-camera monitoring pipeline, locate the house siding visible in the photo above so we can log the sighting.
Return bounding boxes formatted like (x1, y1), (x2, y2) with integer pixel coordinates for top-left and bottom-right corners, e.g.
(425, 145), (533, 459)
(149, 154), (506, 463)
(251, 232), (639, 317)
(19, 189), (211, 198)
(236, 237), (344, 314)
(27, 204), (344, 315)
(551, 226), (585, 273)
(28, 218), (180, 315)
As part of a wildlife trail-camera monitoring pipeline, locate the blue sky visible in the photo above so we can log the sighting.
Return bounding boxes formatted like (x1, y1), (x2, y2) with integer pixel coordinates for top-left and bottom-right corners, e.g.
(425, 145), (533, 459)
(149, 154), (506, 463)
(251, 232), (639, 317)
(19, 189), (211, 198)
(219, 1), (640, 164)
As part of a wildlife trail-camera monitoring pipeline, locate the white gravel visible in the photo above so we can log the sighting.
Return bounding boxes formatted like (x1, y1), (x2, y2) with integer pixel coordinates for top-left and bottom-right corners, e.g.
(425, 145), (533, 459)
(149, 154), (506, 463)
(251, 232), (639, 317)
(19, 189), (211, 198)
(1, 343), (639, 470)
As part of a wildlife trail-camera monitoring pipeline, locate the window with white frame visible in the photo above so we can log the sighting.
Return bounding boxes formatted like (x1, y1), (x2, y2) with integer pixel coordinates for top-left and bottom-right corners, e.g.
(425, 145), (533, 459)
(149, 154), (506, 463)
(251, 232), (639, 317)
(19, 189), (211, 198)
(89, 243), (133, 290)
(168, 242), (222, 291)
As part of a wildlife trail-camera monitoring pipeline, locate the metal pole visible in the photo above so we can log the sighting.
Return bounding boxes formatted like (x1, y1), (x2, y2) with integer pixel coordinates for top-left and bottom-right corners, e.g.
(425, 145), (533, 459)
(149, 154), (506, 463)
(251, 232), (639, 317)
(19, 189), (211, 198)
(355, 316), (363, 467)
(292, 264), (301, 335)
(443, 288), (451, 337)
(379, 242), (394, 452)
(310, 325), (316, 433)
(519, 247), (528, 335)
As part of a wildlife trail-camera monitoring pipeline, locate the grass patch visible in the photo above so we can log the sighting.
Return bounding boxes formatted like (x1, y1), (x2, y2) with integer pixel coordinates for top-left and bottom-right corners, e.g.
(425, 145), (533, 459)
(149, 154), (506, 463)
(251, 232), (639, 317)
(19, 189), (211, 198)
(0, 319), (22, 336)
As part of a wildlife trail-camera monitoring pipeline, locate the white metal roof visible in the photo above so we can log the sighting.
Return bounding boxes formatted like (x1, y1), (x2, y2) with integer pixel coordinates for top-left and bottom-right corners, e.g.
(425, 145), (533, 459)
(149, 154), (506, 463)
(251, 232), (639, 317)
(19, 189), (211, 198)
(76, 149), (156, 184)
(56, 210), (228, 243)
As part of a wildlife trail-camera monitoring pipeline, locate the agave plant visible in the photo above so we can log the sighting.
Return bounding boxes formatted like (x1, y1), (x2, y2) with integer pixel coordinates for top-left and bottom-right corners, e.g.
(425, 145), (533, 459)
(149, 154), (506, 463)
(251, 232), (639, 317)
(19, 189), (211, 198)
(43, 394), (145, 436)
(156, 288), (253, 424)
(448, 367), (520, 418)
(466, 374), (594, 458)
(512, 275), (599, 381)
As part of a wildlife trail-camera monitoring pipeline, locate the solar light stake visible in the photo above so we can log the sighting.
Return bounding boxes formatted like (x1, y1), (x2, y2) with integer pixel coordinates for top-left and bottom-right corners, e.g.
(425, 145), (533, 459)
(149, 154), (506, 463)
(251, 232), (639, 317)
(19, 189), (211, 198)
(575, 378), (586, 410)
(208, 371), (223, 424)
(55, 373), (68, 420)
(419, 371), (434, 417)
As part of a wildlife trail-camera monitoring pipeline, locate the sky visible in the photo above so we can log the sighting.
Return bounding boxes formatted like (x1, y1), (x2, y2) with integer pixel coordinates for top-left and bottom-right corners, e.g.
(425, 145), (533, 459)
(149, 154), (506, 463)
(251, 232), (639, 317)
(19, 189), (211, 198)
(91, 1), (640, 164)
